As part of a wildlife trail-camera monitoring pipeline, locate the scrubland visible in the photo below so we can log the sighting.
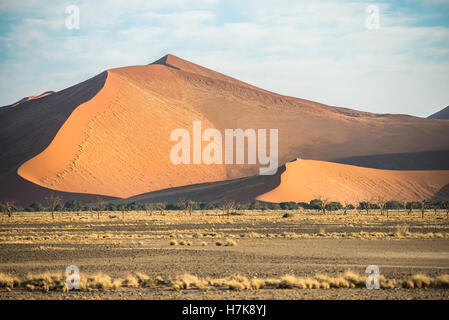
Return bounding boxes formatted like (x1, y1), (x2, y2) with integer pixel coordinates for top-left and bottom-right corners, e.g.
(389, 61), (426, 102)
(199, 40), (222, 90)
(1, 209), (448, 299)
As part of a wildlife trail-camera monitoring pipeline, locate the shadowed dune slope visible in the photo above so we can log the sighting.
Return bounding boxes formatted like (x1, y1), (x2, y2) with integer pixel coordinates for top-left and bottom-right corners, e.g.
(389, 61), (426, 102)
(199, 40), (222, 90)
(0, 72), (118, 204)
(257, 159), (449, 203)
(428, 106), (449, 120)
(4, 54), (449, 202)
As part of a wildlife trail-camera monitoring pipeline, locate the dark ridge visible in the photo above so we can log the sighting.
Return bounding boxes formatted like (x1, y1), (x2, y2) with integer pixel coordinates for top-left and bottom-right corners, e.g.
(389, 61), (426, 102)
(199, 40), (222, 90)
(121, 165), (286, 204)
(428, 106), (449, 120)
(332, 149), (449, 170)
(149, 54), (180, 70)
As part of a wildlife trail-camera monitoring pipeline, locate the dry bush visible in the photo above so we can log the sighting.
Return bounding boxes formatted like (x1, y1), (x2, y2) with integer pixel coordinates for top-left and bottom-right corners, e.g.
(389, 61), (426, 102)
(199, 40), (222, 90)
(215, 240), (223, 246)
(395, 225), (410, 237)
(122, 275), (139, 288)
(170, 240), (178, 246)
(0, 273), (20, 289)
(224, 239), (237, 246)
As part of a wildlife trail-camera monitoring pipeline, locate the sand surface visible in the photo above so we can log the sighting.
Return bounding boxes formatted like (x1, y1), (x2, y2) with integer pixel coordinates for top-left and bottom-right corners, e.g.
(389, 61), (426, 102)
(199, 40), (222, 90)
(258, 158), (449, 203)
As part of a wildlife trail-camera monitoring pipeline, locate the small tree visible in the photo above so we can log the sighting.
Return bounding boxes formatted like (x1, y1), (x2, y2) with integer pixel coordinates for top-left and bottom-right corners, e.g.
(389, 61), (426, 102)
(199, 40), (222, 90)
(95, 198), (105, 219)
(358, 200), (372, 215)
(342, 202), (354, 215)
(154, 202), (166, 215)
(312, 196), (329, 215)
(186, 200), (195, 216)
(117, 203), (127, 219)
(419, 199), (430, 219)
(375, 197), (388, 217)
(29, 202), (44, 212)
(143, 203), (153, 216)
(2, 200), (16, 218)
(45, 195), (62, 219)
(219, 200), (235, 215)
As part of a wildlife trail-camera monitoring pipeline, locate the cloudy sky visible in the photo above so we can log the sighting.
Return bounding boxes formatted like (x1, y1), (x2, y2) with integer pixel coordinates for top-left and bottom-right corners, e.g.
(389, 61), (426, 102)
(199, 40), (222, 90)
(0, 0), (448, 117)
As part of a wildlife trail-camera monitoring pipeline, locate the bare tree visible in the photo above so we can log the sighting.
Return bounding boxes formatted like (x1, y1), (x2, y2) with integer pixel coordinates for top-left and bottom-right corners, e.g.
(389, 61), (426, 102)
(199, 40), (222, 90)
(154, 202), (166, 215)
(1, 200), (16, 218)
(400, 199), (408, 216)
(186, 200), (195, 216)
(95, 197), (105, 219)
(315, 196), (329, 215)
(143, 203), (153, 217)
(360, 198), (374, 215)
(45, 195), (62, 219)
(375, 197), (388, 217)
(219, 200), (235, 215)
(420, 199), (427, 219)
(407, 202), (414, 216)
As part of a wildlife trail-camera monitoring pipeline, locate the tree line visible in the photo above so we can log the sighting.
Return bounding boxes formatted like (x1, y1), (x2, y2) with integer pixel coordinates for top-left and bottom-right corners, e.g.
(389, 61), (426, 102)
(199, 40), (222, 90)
(1, 197), (448, 218)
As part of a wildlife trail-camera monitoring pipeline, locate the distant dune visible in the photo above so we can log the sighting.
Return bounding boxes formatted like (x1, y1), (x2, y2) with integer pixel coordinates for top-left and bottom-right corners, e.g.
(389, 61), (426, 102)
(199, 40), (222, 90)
(257, 159), (449, 204)
(428, 106), (449, 120)
(2, 54), (449, 204)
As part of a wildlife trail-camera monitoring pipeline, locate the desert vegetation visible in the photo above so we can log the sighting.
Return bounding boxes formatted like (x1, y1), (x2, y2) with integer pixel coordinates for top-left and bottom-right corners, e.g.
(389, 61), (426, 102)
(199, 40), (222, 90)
(2, 270), (448, 292)
(1, 205), (449, 299)
(2, 198), (449, 219)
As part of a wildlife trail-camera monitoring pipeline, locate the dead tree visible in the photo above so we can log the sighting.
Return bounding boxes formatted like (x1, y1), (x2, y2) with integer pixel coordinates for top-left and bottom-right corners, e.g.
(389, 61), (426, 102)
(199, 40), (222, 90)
(420, 200), (427, 219)
(2, 200), (16, 218)
(316, 196), (329, 215)
(143, 203), (154, 217)
(95, 198), (105, 219)
(219, 200), (235, 215)
(376, 197), (388, 217)
(45, 195), (62, 219)
(154, 202), (166, 215)
(186, 200), (195, 216)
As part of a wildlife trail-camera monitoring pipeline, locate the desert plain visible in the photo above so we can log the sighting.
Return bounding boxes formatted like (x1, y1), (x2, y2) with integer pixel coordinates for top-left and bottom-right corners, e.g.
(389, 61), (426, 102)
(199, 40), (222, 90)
(1, 208), (448, 300)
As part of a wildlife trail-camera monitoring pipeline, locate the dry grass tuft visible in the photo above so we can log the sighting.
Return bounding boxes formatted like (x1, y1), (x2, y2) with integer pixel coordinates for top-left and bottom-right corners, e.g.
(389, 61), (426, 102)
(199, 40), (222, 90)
(170, 240), (178, 246)
(224, 239), (237, 246)
(2, 270), (449, 292)
(0, 273), (20, 289)
(395, 225), (410, 237)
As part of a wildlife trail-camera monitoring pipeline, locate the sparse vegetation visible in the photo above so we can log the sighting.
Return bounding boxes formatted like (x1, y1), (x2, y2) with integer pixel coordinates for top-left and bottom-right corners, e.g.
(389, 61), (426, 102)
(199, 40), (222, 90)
(2, 271), (448, 292)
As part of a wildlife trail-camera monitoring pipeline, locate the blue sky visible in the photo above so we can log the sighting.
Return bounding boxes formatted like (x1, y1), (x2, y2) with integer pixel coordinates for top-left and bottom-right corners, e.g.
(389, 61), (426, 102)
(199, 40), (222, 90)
(0, 0), (448, 117)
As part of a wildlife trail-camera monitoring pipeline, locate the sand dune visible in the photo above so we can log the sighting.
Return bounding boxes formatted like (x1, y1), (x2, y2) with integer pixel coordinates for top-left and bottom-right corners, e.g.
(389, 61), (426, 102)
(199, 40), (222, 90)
(428, 106), (449, 120)
(3, 54), (449, 202)
(257, 159), (449, 204)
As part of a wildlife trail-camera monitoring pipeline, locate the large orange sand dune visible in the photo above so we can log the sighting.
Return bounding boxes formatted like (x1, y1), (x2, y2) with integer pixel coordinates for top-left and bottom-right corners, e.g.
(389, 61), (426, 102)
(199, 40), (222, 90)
(257, 159), (449, 204)
(1, 54), (449, 202)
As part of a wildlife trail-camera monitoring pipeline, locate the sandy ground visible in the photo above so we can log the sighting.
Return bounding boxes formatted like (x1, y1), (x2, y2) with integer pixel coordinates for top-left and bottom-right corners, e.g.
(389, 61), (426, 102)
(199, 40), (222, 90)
(1, 210), (449, 299)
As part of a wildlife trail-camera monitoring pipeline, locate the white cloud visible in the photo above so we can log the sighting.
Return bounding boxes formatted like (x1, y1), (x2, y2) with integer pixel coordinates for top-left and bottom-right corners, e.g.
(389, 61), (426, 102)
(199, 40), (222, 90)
(0, 0), (448, 117)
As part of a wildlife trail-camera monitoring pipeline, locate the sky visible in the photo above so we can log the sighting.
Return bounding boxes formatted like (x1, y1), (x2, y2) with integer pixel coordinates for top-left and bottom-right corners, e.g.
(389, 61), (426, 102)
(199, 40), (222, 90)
(0, 0), (448, 117)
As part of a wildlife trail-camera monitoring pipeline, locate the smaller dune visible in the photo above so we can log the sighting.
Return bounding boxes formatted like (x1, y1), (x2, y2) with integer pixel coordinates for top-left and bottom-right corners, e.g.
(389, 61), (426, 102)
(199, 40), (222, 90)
(257, 158), (449, 203)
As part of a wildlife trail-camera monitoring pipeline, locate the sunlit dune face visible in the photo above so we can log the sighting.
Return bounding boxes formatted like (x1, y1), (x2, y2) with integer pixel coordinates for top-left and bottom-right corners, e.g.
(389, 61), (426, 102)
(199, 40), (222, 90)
(257, 158), (449, 203)
(17, 67), (227, 198)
